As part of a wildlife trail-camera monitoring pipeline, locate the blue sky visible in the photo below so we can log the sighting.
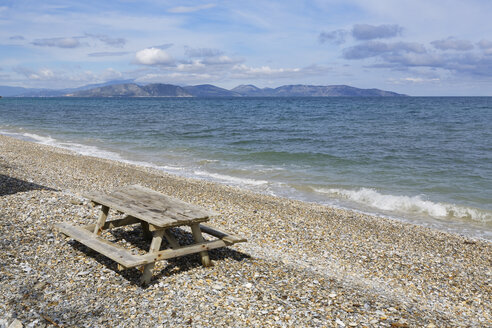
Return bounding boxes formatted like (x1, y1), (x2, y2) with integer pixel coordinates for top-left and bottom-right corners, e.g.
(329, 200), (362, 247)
(1, 0), (492, 95)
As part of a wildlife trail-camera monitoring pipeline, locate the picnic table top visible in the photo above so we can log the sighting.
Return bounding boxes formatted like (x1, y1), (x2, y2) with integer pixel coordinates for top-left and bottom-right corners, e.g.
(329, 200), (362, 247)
(85, 184), (211, 228)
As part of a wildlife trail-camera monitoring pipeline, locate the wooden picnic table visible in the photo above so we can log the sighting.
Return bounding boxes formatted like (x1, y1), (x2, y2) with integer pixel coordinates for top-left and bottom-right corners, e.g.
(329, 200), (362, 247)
(55, 185), (246, 284)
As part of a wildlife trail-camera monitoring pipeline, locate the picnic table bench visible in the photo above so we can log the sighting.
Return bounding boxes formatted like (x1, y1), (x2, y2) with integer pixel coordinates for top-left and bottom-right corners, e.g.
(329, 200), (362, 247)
(55, 185), (246, 284)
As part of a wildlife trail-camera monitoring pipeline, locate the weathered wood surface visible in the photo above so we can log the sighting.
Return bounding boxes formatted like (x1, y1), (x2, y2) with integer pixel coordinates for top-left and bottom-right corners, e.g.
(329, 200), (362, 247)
(141, 239), (228, 263)
(93, 205), (109, 235)
(55, 222), (148, 268)
(199, 224), (247, 245)
(141, 229), (165, 284)
(85, 185), (210, 228)
(57, 185), (247, 284)
(191, 223), (211, 267)
(57, 223), (246, 269)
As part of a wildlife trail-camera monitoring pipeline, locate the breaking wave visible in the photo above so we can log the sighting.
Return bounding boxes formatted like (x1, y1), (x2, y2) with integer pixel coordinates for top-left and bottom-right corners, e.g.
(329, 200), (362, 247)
(315, 187), (491, 223)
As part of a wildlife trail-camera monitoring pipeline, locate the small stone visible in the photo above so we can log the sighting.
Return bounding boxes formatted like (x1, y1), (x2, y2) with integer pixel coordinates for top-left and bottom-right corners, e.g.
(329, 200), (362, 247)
(33, 281), (47, 290)
(335, 318), (345, 327)
(8, 319), (23, 328)
(70, 198), (83, 205)
(243, 283), (253, 289)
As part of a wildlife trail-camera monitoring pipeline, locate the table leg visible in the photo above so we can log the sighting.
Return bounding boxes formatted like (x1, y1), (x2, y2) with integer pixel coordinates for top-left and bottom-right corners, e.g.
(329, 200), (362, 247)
(141, 229), (165, 285)
(191, 223), (211, 267)
(163, 229), (180, 249)
(93, 205), (109, 235)
(140, 221), (153, 241)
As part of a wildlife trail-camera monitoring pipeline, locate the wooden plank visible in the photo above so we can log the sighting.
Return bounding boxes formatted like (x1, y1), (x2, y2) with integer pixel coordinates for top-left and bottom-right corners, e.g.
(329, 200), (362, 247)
(90, 185), (211, 219)
(124, 185), (211, 216)
(199, 224), (247, 245)
(84, 215), (141, 232)
(86, 192), (176, 227)
(141, 239), (227, 262)
(55, 222), (148, 268)
(114, 186), (210, 222)
(85, 185), (211, 228)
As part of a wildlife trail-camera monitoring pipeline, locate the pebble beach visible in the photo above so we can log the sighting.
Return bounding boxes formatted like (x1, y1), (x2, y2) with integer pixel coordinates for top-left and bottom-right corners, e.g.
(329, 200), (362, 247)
(0, 134), (490, 327)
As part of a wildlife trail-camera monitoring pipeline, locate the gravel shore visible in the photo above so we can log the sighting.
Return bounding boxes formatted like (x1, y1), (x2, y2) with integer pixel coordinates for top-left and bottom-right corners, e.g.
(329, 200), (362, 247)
(1, 135), (490, 327)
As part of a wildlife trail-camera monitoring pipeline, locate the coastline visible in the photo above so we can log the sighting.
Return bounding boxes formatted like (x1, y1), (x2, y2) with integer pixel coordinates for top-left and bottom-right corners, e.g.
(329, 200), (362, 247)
(1, 134), (490, 326)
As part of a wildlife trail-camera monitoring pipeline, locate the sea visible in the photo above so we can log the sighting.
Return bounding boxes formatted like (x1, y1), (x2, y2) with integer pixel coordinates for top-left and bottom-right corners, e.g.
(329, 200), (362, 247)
(1, 97), (491, 241)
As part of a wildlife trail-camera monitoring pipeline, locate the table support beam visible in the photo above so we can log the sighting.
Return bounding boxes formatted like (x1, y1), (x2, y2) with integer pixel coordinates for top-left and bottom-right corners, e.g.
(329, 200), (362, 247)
(141, 229), (165, 285)
(191, 223), (211, 267)
(93, 205), (109, 235)
(163, 229), (180, 249)
(140, 221), (153, 241)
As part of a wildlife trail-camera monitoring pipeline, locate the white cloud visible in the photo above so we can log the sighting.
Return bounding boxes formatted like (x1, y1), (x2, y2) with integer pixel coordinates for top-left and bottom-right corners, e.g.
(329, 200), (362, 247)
(431, 37), (474, 51)
(343, 41), (427, 59)
(14, 66), (55, 80)
(231, 64), (301, 78)
(135, 48), (174, 66)
(101, 68), (123, 80)
(168, 4), (216, 14)
(319, 30), (347, 45)
(88, 51), (130, 57)
(85, 33), (126, 48)
(135, 72), (215, 84)
(175, 56), (242, 72)
(202, 55), (242, 65)
(29, 68), (55, 80)
(184, 46), (224, 58)
(352, 24), (403, 40)
(402, 77), (440, 83)
(32, 37), (82, 48)
(176, 60), (206, 72)
(478, 40), (492, 55)
(478, 39), (492, 50)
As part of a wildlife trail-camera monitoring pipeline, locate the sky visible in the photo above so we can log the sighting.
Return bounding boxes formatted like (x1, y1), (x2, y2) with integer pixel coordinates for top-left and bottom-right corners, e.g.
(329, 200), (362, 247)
(1, 0), (492, 96)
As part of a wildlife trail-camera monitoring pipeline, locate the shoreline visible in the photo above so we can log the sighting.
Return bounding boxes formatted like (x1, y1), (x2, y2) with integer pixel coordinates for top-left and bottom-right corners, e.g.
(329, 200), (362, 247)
(1, 134), (490, 327)
(3, 129), (490, 242)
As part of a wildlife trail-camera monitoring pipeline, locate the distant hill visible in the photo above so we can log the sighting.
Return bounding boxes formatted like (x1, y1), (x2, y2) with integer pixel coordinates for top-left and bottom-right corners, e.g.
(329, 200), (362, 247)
(66, 83), (192, 97)
(1, 81), (407, 97)
(0, 86), (44, 97)
(2, 79), (137, 97)
(183, 84), (240, 97)
(232, 84), (406, 97)
(67, 83), (242, 97)
(142, 84), (191, 97)
(231, 84), (274, 96)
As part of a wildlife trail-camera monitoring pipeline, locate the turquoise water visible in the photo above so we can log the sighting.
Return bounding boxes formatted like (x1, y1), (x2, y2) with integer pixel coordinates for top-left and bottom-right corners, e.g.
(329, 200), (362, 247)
(1, 97), (491, 240)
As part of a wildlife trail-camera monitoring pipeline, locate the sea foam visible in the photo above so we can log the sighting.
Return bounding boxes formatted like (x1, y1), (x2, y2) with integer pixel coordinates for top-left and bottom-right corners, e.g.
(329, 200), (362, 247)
(193, 170), (268, 186)
(21, 132), (126, 161)
(316, 187), (491, 223)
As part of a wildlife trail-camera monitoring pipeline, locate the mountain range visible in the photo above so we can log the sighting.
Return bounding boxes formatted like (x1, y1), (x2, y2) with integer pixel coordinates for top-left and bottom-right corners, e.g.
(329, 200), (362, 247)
(1, 82), (407, 97)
